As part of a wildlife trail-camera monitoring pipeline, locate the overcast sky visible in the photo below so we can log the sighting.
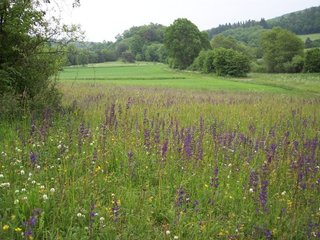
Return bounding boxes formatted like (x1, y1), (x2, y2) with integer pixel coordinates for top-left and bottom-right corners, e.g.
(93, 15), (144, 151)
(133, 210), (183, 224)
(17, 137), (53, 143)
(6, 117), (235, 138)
(61, 0), (320, 42)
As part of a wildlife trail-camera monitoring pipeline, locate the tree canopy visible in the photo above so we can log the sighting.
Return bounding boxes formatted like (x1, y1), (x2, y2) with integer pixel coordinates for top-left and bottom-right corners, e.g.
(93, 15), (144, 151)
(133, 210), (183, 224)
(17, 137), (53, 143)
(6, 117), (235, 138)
(260, 27), (304, 73)
(0, 0), (78, 117)
(164, 18), (210, 69)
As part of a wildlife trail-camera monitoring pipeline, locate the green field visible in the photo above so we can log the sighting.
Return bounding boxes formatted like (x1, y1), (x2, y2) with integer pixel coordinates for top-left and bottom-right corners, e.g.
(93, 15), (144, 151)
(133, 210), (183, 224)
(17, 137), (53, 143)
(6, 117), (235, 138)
(298, 33), (320, 41)
(1, 62), (320, 239)
(59, 62), (320, 95)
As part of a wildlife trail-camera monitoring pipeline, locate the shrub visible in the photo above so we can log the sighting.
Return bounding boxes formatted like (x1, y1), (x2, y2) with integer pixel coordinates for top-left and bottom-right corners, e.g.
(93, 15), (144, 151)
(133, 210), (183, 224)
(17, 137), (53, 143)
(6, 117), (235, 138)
(251, 59), (267, 73)
(304, 48), (320, 73)
(213, 48), (251, 77)
(189, 51), (206, 71)
(283, 55), (305, 73)
(203, 50), (216, 73)
(121, 51), (136, 63)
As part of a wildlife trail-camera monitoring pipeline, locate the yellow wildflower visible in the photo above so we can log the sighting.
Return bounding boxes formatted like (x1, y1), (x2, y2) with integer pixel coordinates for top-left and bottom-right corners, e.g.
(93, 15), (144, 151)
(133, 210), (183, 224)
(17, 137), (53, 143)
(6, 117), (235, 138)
(95, 166), (101, 173)
(2, 224), (9, 231)
(15, 227), (22, 232)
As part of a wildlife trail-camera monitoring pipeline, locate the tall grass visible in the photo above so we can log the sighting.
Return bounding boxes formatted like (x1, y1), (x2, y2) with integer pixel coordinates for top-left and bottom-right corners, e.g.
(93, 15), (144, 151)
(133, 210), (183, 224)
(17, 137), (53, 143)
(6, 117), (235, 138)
(0, 82), (319, 239)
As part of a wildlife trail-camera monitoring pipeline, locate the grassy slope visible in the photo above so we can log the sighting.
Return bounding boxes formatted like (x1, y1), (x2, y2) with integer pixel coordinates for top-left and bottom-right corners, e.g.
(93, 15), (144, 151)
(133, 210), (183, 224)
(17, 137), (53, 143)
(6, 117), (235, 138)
(298, 33), (320, 41)
(58, 62), (320, 96)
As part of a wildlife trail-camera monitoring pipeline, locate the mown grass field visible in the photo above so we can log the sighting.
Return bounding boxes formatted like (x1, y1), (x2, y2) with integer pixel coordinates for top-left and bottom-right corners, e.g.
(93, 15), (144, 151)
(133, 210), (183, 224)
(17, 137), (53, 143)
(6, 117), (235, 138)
(298, 33), (320, 41)
(1, 62), (320, 239)
(59, 62), (320, 96)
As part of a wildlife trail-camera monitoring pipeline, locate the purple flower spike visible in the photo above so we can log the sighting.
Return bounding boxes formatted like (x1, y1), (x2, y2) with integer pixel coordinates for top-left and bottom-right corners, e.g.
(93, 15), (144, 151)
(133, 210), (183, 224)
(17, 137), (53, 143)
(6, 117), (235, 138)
(29, 152), (37, 166)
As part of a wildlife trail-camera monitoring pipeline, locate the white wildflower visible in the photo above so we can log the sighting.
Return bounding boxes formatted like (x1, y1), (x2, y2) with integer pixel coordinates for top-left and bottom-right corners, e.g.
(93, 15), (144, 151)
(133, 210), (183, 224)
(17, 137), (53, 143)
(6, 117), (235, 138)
(0, 182), (10, 188)
(42, 194), (48, 201)
(166, 230), (171, 235)
(50, 188), (55, 193)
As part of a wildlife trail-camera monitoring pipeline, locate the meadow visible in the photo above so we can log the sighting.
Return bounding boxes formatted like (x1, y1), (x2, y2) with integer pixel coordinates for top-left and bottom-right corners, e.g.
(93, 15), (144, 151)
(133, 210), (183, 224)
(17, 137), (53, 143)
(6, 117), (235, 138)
(0, 62), (320, 239)
(298, 33), (320, 41)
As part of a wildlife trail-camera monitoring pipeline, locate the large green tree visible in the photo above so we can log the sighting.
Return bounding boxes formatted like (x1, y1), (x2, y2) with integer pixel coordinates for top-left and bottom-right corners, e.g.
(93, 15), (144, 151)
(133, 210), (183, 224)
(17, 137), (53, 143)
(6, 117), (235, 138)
(260, 27), (304, 73)
(0, 0), (78, 117)
(164, 18), (210, 69)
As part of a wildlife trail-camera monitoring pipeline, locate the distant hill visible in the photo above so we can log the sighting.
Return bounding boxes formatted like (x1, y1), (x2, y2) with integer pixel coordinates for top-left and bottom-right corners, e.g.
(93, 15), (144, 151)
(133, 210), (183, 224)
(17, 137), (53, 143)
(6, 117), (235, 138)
(268, 6), (320, 34)
(207, 6), (320, 39)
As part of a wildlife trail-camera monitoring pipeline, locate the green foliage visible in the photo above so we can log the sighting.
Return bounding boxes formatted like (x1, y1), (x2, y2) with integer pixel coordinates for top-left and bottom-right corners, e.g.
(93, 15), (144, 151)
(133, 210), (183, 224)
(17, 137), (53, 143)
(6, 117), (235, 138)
(190, 50), (216, 73)
(164, 18), (210, 69)
(250, 59), (267, 73)
(261, 28), (304, 73)
(213, 48), (251, 77)
(144, 43), (167, 62)
(207, 6), (320, 40)
(0, 0), (72, 117)
(211, 34), (254, 59)
(116, 23), (166, 62)
(191, 48), (250, 77)
(219, 26), (267, 48)
(207, 18), (269, 39)
(66, 24), (167, 65)
(304, 38), (320, 49)
(283, 55), (305, 73)
(66, 42), (117, 66)
(304, 48), (320, 72)
(268, 6), (320, 34)
(121, 51), (135, 63)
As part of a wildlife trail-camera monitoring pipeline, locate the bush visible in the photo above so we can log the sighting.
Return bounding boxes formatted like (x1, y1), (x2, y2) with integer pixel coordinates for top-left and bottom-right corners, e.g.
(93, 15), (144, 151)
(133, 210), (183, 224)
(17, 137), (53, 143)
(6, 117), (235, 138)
(251, 59), (267, 73)
(304, 48), (320, 73)
(0, 92), (20, 120)
(203, 50), (216, 73)
(121, 51), (136, 63)
(191, 48), (251, 76)
(213, 48), (251, 77)
(189, 51), (206, 71)
(283, 55), (305, 73)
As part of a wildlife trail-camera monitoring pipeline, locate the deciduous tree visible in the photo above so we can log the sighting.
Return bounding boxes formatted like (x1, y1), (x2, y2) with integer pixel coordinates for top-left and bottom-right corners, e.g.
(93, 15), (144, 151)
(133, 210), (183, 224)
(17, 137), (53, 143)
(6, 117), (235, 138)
(260, 27), (304, 73)
(0, 0), (79, 117)
(164, 18), (210, 69)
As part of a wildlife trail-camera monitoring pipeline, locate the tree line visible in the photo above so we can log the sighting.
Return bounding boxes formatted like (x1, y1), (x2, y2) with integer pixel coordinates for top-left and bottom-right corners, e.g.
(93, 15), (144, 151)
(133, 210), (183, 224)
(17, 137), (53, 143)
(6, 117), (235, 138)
(66, 24), (168, 66)
(207, 6), (320, 39)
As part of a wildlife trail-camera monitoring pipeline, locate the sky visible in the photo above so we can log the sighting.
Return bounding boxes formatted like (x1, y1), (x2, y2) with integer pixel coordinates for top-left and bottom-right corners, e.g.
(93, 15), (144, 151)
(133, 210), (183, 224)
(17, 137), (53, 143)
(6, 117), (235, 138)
(60, 0), (320, 42)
